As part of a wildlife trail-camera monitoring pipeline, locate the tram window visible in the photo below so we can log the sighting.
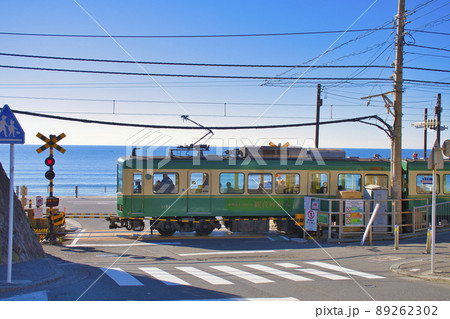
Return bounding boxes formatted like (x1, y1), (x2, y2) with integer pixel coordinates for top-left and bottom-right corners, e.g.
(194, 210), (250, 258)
(338, 174), (361, 191)
(365, 174), (388, 188)
(133, 173), (142, 194)
(248, 173), (272, 194)
(310, 173), (328, 194)
(153, 173), (178, 194)
(416, 174), (440, 194)
(444, 175), (450, 194)
(190, 173), (209, 194)
(117, 165), (123, 193)
(275, 173), (299, 194)
(220, 173), (244, 194)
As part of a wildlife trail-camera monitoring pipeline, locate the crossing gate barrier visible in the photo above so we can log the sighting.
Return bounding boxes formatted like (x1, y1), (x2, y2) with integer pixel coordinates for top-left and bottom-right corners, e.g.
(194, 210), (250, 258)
(52, 209), (65, 227)
(25, 207), (66, 228)
(66, 213), (118, 219)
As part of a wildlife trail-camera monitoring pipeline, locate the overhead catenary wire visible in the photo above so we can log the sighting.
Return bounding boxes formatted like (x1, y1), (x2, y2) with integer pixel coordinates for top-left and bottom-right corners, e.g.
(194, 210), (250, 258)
(0, 94), (431, 110)
(4, 106), (393, 138)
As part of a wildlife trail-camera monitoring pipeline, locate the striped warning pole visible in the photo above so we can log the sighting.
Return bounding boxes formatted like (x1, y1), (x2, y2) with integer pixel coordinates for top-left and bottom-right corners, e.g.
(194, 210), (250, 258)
(394, 225), (400, 250)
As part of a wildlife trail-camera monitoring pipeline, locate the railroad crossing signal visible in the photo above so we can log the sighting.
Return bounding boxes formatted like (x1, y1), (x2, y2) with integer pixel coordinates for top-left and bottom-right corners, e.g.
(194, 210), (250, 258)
(36, 132), (66, 244)
(36, 132), (66, 154)
(44, 154), (56, 180)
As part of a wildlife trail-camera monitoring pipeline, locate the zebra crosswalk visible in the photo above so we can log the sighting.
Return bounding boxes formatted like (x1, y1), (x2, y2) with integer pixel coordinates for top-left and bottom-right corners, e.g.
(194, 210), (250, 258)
(211, 265), (274, 284)
(101, 261), (385, 288)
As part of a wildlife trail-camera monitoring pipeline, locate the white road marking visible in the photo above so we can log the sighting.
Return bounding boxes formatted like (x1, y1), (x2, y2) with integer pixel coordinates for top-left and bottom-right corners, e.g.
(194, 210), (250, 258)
(67, 242), (181, 247)
(70, 229), (85, 246)
(276, 262), (302, 268)
(140, 267), (190, 286)
(244, 264), (312, 281)
(211, 265), (274, 284)
(101, 267), (144, 286)
(177, 297), (299, 301)
(305, 261), (385, 279)
(178, 250), (276, 256)
(295, 268), (350, 280)
(176, 267), (233, 285)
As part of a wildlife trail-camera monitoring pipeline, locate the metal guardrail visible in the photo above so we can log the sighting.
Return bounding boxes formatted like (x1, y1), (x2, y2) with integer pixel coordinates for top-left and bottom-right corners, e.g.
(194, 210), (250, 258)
(413, 201), (450, 232)
(311, 197), (445, 240)
(310, 198), (394, 240)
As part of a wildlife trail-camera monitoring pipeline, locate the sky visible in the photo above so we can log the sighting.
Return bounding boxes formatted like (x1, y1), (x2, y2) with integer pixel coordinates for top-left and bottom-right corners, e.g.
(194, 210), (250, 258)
(0, 0), (449, 151)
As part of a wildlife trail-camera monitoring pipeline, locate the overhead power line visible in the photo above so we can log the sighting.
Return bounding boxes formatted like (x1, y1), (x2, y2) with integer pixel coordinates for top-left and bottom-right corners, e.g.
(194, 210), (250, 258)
(0, 51), (448, 73)
(0, 52), (389, 69)
(1, 63), (449, 85)
(411, 30), (450, 36)
(0, 28), (447, 38)
(0, 63), (395, 81)
(406, 43), (450, 53)
(0, 28), (394, 38)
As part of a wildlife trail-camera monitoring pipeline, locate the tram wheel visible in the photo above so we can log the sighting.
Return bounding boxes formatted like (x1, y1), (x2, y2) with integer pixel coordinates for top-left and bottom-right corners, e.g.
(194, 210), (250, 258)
(157, 221), (176, 236)
(126, 221), (133, 230)
(137, 220), (145, 231)
(195, 220), (214, 236)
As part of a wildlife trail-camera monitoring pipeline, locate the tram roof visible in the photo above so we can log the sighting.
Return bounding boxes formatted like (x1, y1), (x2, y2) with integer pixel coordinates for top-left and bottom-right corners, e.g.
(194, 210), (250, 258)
(402, 159), (450, 171)
(118, 155), (391, 171)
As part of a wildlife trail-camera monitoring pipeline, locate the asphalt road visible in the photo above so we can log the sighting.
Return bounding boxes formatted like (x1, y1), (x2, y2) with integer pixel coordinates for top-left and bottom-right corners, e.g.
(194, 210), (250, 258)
(3, 196), (450, 305)
(23, 217), (450, 301)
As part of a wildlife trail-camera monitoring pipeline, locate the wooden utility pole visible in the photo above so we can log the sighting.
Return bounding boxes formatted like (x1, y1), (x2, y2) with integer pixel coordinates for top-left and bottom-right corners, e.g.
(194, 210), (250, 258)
(315, 84), (322, 148)
(392, 0), (406, 227)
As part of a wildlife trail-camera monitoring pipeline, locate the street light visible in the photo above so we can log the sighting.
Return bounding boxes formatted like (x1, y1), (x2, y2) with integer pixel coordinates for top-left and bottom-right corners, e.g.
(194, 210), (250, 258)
(413, 121), (448, 274)
(428, 141), (444, 274)
(411, 120), (447, 131)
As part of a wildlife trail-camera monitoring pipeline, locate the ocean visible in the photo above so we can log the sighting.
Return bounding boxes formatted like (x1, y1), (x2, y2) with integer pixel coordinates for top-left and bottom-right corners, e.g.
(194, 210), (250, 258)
(0, 145), (430, 197)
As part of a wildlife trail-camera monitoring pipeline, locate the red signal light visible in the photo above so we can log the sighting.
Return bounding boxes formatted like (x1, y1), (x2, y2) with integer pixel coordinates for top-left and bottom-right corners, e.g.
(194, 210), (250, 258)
(45, 156), (55, 166)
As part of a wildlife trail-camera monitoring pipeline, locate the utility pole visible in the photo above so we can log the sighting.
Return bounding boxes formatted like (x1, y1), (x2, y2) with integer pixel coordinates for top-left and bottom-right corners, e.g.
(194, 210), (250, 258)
(392, 0), (406, 227)
(315, 84), (322, 148)
(436, 93), (442, 145)
(424, 108), (427, 159)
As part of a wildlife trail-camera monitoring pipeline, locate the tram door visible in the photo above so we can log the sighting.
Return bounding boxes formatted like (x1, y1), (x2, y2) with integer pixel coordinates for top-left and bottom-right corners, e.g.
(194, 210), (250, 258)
(187, 171), (211, 214)
(131, 172), (144, 213)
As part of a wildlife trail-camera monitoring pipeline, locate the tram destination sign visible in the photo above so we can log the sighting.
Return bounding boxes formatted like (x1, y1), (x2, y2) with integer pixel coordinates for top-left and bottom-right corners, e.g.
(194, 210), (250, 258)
(421, 177), (433, 185)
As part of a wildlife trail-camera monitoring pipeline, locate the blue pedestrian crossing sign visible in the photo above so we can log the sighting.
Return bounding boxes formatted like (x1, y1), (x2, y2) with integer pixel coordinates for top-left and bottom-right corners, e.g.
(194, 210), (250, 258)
(0, 104), (25, 144)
